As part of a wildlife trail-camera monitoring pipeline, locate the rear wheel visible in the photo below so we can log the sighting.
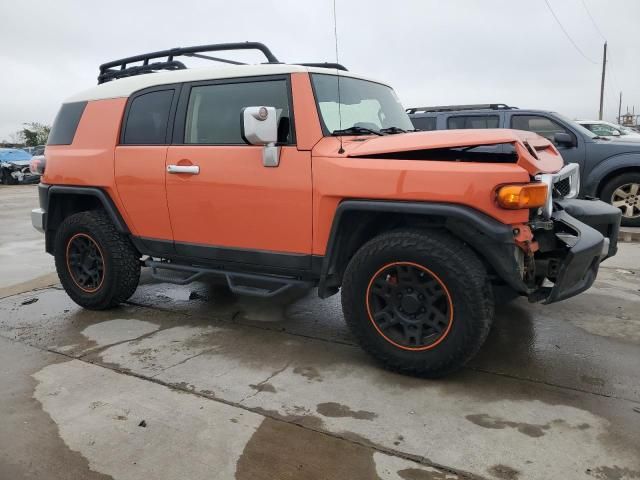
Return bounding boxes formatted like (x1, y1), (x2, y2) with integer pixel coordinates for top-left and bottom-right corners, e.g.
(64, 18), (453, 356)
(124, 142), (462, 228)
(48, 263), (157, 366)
(54, 210), (140, 310)
(601, 172), (640, 227)
(341, 230), (493, 377)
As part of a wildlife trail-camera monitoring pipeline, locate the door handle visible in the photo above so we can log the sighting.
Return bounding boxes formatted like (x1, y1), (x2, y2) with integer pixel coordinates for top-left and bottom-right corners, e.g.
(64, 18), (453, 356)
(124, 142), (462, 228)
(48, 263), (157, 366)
(167, 164), (200, 174)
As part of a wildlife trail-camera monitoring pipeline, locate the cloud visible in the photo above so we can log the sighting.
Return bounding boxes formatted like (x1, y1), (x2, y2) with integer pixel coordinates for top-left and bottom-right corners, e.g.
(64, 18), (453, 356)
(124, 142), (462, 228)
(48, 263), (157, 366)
(1, 0), (638, 139)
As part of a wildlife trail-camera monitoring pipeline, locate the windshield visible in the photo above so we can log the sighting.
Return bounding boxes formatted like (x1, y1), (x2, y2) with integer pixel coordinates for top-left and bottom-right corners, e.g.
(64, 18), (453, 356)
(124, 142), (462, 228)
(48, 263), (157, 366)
(311, 74), (414, 135)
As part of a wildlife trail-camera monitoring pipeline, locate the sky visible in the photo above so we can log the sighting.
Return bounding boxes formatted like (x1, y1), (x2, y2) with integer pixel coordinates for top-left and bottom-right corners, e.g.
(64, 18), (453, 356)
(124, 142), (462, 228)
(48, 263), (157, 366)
(1, 0), (638, 141)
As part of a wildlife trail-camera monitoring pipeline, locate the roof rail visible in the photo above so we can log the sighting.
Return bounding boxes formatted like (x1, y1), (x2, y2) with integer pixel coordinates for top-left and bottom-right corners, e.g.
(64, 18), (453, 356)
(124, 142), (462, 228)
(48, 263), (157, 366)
(406, 104), (518, 114)
(294, 62), (348, 71)
(98, 42), (280, 84)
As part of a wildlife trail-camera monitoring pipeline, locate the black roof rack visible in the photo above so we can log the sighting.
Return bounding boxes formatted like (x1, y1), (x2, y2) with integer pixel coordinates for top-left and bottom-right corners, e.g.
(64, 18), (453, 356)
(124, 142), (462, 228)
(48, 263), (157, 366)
(406, 104), (518, 114)
(97, 42), (348, 84)
(294, 62), (348, 71)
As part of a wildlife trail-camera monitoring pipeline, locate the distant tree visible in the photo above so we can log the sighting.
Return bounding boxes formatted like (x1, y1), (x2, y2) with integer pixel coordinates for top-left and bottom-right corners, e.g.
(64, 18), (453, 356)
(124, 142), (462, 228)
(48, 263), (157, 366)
(20, 122), (51, 147)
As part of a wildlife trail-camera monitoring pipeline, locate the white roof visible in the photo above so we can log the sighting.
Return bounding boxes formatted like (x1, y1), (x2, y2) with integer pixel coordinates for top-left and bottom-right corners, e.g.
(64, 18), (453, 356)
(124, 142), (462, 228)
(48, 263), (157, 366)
(66, 64), (386, 102)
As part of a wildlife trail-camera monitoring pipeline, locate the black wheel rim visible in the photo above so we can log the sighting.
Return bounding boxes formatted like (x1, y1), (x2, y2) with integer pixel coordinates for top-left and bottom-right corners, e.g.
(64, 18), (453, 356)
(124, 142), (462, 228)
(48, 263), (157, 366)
(66, 233), (105, 293)
(366, 262), (453, 350)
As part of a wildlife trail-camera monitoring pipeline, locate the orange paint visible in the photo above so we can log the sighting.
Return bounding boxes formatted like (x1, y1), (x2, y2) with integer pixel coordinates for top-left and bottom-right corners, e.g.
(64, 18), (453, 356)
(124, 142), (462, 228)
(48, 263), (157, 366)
(45, 71), (565, 259)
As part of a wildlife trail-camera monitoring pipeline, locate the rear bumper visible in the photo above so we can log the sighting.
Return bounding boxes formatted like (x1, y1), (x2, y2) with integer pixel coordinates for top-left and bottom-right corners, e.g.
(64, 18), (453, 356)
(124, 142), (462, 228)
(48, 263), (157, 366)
(31, 208), (46, 233)
(539, 199), (621, 304)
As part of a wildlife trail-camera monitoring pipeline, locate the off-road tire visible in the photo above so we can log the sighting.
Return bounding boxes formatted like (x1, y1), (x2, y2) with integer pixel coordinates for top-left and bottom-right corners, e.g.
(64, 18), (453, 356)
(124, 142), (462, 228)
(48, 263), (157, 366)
(341, 229), (494, 378)
(54, 210), (140, 310)
(600, 172), (640, 227)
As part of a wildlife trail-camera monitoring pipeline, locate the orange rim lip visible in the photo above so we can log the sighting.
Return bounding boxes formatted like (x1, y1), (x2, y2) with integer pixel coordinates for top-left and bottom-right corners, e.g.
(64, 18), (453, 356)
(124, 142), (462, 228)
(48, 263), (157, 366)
(65, 233), (106, 293)
(365, 261), (454, 351)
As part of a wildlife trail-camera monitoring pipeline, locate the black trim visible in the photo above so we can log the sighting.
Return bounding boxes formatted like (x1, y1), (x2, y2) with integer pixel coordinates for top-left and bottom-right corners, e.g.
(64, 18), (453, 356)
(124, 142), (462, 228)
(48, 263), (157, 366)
(119, 84), (182, 145)
(317, 200), (524, 298)
(134, 236), (321, 279)
(172, 74), (296, 146)
(47, 186), (130, 233)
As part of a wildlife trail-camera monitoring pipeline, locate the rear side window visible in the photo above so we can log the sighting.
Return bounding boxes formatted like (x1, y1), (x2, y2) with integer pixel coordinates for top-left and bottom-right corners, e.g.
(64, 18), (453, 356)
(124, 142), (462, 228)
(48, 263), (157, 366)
(411, 116), (437, 131)
(447, 115), (499, 129)
(48, 102), (87, 145)
(123, 90), (174, 144)
(184, 80), (292, 144)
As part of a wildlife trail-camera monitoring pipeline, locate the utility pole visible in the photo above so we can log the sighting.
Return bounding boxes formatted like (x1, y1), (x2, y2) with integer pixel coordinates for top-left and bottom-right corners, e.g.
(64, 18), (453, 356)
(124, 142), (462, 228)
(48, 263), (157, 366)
(618, 92), (622, 124)
(599, 41), (607, 120)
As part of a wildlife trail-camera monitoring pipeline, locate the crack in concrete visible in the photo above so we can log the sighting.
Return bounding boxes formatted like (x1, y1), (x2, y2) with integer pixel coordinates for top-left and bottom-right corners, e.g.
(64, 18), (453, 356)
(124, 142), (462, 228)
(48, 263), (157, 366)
(238, 360), (292, 403)
(32, 340), (481, 479)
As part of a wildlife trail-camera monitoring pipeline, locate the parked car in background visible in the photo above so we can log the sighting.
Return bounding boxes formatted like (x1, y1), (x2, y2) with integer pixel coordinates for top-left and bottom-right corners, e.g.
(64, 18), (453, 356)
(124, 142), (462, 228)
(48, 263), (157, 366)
(0, 148), (40, 184)
(23, 145), (46, 156)
(408, 104), (640, 226)
(577, 120), (640, 141)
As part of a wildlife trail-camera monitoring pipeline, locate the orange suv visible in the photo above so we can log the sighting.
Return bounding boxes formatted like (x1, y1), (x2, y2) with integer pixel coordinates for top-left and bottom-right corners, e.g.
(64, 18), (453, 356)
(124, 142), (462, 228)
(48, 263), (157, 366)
(32, 42), (621, 377)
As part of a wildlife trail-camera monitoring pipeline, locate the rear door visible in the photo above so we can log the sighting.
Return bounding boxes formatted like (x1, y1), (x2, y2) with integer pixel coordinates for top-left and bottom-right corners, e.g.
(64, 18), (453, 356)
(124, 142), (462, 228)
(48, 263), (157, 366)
(164, 75), (313, 269)
(115, 86), (179, 253)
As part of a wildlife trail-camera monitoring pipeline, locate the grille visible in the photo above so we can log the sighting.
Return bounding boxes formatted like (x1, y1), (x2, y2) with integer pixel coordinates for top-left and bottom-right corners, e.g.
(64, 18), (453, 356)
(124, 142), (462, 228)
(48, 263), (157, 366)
(554, 177), (571, 197)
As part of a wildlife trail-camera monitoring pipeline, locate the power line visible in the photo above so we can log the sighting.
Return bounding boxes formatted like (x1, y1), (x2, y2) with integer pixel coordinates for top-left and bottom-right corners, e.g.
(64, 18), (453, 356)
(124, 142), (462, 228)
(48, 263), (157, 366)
(543, 0), (599, 65)
(580, 0), (607, 42)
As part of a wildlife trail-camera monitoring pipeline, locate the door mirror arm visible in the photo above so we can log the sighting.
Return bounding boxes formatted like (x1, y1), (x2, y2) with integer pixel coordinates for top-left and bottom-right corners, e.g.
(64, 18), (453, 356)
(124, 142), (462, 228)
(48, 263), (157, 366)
(242, 106), (280, 167)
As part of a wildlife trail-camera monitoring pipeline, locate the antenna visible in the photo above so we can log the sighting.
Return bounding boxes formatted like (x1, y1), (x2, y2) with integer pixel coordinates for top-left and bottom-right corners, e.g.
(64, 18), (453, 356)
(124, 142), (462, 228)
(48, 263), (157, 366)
(333, 0), (345, 154)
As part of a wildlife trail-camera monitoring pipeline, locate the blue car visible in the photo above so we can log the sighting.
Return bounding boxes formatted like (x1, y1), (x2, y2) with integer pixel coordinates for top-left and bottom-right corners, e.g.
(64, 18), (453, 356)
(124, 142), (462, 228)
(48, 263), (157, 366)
(0, 148), (39, 185)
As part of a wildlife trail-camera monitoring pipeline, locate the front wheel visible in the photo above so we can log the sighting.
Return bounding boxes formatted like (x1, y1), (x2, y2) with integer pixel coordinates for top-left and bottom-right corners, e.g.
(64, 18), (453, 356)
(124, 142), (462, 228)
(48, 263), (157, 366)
(601, 172), (640, 227)
(341, 230), (493, 378)
(54, 210), (140, 310)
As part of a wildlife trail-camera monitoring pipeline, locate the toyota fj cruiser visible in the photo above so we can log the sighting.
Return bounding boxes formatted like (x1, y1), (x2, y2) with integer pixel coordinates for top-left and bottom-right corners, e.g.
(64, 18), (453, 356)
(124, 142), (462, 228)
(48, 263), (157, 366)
(32, 42), (621, 377)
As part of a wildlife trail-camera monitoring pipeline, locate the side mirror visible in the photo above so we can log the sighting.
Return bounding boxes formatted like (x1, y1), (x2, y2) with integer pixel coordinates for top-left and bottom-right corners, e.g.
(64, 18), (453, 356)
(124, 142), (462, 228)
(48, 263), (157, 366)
(611, 130), (621, 137)
(553, 132), (575, 147)
(242, 106), (279, 167)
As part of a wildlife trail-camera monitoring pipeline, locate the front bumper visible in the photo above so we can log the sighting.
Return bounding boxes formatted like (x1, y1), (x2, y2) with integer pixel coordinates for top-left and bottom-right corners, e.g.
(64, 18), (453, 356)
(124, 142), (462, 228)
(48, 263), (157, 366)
(538, 199), (621, 304)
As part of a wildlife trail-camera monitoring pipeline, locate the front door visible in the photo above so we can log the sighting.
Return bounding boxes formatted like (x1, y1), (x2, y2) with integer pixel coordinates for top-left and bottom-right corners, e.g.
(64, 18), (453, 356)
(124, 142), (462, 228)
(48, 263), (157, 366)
(165, 76), (313, 269)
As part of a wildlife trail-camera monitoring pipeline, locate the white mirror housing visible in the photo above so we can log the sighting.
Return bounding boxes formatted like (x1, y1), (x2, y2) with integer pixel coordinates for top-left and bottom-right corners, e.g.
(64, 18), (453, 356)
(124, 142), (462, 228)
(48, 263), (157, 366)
(242, 106), (278, 145)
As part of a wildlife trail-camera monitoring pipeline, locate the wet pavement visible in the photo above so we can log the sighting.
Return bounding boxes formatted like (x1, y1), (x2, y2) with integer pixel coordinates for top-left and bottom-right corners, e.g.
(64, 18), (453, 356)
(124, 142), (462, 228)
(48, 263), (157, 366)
(1, 185), (639, 480)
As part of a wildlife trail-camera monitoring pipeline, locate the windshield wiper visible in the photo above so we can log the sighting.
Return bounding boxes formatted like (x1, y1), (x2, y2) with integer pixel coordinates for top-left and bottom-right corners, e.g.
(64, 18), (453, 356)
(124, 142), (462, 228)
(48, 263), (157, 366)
(332, 126), (383, 136)
(379, 126), (407, 134)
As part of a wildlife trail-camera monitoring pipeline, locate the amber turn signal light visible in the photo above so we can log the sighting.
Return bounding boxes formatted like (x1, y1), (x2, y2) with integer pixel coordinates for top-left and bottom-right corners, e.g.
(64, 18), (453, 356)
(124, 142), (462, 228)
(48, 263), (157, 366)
(497, 183), (548, 209)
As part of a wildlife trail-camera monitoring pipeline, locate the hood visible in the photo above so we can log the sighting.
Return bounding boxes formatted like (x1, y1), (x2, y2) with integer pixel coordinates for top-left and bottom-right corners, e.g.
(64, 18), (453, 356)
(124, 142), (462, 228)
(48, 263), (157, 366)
(2, 160), (31, 167)
(315, 129), (563, 176)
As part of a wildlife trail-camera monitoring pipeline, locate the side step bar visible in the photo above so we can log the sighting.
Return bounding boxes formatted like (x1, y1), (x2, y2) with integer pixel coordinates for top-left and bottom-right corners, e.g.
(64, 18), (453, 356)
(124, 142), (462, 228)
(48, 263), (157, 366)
(144, 259), (314, 298)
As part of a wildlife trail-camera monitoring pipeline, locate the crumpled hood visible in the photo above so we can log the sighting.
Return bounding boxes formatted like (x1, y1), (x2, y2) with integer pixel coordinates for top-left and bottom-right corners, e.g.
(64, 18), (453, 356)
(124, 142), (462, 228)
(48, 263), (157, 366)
(315, 129), (564, 176)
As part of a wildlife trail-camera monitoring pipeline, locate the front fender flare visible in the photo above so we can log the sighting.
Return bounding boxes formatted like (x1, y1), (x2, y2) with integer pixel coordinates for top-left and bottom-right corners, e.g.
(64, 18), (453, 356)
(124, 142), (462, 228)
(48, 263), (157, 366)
(317, 200), (527, 298)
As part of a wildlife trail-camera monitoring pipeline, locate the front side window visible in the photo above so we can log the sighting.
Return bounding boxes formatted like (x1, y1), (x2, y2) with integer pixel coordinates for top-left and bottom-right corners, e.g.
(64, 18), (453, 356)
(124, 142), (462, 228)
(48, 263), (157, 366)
(123, 90), (174, 144)
(311, 74), (414, 134)
(447, 115), (499, 130)
(510, 115), (570, 142)
(184, 80), (292, 144)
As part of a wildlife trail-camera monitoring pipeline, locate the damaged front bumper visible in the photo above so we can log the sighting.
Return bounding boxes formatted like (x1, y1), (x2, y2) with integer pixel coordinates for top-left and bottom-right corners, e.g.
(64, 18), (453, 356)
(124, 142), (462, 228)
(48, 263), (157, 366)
(530, 198), (621, 304)
(1, 163), (40, 184)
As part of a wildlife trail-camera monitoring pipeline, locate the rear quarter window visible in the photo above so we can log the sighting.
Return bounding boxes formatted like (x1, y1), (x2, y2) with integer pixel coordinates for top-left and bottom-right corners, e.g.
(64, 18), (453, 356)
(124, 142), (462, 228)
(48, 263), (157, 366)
(411, 116), (437, 131)
(47, 102), (87, 145)
(122, 90), (174, 144)
(447, 115), (499, 129)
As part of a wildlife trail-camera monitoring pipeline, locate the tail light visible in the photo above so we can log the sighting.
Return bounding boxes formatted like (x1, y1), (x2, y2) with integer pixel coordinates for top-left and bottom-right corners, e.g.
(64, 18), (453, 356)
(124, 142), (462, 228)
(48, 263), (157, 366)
(30, 155), (46, 175)
(497, 183), (548, 209)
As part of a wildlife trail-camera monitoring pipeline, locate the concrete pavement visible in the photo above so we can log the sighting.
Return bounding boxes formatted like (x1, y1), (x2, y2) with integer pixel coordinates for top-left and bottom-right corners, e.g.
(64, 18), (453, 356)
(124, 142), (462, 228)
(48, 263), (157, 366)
(1, 184), (639, 480)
